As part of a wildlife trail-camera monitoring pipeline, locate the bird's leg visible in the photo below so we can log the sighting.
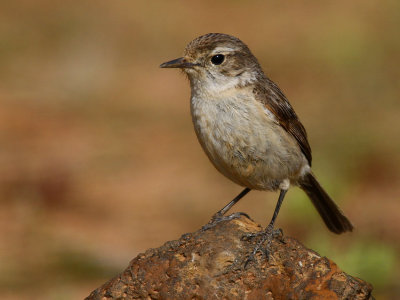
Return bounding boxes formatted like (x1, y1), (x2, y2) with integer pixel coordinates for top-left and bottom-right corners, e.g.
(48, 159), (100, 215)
(243, 189), (287, 267)
(201, 188), (251, 231)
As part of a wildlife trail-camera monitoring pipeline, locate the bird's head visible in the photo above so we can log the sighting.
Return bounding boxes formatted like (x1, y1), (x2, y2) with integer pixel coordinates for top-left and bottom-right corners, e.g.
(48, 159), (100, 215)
(160, 33), (262, 93)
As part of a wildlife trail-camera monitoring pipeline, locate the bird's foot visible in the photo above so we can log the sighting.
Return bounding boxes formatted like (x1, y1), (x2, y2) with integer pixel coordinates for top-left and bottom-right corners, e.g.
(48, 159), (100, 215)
(242, 225), (283, 268)
(201, 212), (250, 232)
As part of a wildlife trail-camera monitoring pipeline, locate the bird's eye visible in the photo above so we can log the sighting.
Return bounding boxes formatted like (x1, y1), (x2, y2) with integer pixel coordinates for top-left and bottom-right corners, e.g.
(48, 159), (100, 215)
(211, 54), (225, 65)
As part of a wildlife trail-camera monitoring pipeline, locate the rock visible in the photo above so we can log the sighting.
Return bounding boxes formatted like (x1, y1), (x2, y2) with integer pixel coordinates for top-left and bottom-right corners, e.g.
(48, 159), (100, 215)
(86, 215), (373, 300)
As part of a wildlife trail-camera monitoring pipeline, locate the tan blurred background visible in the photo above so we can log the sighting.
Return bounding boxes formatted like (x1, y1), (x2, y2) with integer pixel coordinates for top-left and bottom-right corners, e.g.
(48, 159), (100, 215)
(1, 0), (399, 299)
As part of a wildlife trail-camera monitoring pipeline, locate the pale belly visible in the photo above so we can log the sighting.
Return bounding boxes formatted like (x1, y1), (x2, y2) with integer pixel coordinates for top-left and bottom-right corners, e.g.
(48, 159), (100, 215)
(190, 95), (307, 191)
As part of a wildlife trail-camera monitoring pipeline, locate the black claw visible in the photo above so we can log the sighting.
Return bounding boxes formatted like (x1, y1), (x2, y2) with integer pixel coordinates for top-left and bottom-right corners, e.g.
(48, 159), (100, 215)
(238, 212), (251, 220)
(271, 228), (285, 243)
(243, 254), (256, 269)
(201, 212), (247, 232)
(272, 228), (283, 238)
(241, 232), (259, 241)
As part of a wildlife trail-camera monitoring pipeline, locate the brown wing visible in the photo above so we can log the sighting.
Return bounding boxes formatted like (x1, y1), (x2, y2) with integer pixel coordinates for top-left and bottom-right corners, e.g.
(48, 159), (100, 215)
(253, 77), (312, 166)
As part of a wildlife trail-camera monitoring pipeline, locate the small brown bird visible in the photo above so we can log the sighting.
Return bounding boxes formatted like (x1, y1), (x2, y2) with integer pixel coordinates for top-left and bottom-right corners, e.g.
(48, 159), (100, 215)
(160, 33), (352, 254)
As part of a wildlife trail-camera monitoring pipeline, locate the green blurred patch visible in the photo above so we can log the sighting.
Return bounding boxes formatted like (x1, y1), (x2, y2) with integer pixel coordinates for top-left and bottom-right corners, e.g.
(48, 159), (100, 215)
(339, 242), (397, 288)
(49, 249), (119, 282)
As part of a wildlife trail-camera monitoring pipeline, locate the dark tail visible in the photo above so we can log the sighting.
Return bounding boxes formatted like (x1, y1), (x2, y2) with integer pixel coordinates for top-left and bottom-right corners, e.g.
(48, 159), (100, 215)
(299, 172), (353, 234)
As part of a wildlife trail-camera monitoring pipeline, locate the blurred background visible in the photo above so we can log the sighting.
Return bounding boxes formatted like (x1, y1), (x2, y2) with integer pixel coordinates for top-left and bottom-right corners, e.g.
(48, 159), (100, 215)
(1, 0), (399, 299)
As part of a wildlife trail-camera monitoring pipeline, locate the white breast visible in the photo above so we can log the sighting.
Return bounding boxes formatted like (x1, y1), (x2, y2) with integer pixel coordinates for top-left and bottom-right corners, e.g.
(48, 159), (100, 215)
(190, 86), (307, 190)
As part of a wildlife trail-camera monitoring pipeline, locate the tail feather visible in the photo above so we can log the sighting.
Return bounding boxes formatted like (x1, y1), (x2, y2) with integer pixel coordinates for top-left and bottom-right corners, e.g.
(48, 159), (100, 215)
(299, 173), (353, 234)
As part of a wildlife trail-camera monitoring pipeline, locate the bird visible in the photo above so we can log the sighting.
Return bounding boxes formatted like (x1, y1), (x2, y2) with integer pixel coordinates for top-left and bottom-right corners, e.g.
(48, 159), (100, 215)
(160, 33), (353, 255)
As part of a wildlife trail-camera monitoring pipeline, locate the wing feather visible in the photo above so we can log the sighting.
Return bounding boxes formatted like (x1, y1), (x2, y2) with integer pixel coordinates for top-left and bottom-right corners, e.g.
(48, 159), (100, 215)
(253, 77), (312, 166)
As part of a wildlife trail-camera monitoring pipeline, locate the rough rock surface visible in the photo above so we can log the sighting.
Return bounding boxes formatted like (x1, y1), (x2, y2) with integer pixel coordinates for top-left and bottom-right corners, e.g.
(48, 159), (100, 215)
(86, 215), (373, 300)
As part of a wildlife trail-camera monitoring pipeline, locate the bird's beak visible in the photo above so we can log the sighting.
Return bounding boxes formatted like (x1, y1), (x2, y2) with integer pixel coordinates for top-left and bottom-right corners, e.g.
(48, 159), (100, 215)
(160, 57), (199, 69)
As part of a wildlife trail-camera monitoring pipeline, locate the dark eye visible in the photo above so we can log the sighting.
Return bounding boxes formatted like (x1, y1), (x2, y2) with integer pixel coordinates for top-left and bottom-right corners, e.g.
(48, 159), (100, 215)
(211, 54), (225, 65)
